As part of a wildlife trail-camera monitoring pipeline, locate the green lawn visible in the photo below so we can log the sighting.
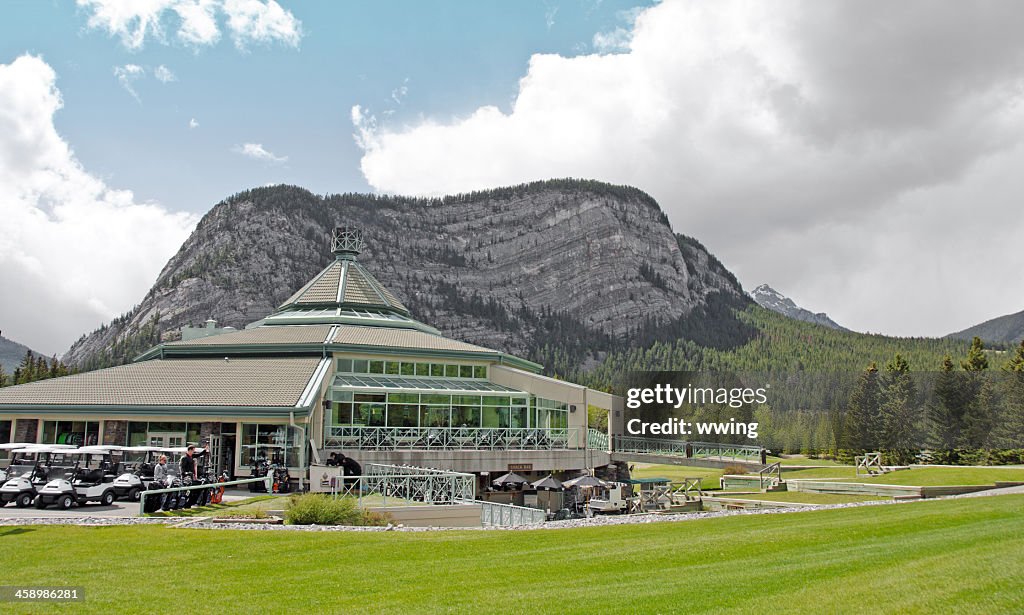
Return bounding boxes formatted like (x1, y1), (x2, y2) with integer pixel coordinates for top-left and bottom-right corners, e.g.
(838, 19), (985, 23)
(783, 466), (1024, 486)
(714, 491), (888, 505)
(4, 496), (1023, 613)
(629, 462), (725, 490)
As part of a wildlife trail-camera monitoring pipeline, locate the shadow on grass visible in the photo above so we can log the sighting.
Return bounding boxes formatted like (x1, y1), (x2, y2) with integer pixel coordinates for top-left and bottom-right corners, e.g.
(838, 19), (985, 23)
(0, 527), (35, 537)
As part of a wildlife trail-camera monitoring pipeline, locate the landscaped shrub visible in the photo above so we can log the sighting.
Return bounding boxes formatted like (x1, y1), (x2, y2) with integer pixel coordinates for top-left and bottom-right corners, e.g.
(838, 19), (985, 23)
(284, 494), (392, 526)
(723, 464), (748, 475)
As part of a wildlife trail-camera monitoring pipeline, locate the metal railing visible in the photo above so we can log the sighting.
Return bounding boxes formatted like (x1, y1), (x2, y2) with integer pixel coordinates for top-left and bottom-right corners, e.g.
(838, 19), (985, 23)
(587, 428), (610, 451)
(329, 463), (476, 504)
(613, 436), (761, 461)
(139, 474), (272, 515)
(323, 426), (581, 451)
(478, 500), (547, 527)
(758, 462), (781, 490)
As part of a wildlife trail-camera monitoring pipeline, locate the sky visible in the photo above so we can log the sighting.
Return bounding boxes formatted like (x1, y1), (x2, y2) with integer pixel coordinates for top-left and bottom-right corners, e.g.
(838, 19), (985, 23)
(1, 1), (1024, 355)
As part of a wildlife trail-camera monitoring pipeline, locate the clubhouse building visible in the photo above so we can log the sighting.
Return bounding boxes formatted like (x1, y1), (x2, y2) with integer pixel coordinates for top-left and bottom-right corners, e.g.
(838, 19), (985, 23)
(0, 228), (621, 487)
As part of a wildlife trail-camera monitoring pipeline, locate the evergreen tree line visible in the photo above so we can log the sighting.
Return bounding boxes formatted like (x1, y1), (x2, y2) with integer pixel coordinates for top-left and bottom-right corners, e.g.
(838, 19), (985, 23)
(0, 350), (72, 388)
(765, 337), (1024, 462)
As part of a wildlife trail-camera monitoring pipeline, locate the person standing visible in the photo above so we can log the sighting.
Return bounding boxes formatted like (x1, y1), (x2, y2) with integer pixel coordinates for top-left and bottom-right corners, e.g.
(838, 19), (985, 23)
(180, 445), (198, 482)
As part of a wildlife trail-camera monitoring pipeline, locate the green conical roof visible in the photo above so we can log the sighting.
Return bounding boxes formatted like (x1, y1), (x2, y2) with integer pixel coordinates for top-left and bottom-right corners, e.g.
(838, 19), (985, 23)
(276, 227), (409, 315)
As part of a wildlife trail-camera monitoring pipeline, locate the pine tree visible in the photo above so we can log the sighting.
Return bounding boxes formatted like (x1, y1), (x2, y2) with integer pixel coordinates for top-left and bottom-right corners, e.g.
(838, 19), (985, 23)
(842, 363), (881, 455)
(0, 365), (8, 388)
(879, 354), (918, 465)
(17, 350), (36, 384)
(929, 355), (963, 458)
(960, 337), (995, 451)
(995, 340), (1024, 450)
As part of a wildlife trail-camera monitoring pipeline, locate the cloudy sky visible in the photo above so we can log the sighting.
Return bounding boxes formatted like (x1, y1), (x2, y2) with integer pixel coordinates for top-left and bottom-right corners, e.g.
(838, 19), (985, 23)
(2, 1), (1024, 355)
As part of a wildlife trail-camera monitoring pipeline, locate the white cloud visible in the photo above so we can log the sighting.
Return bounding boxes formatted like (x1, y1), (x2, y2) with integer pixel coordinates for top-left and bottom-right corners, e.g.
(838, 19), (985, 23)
(189, 117), (199, 129)
(113, 63), (145, 101)
(352, 0), (1024, 337)
(76, 0), (301, 50)
(0, 55), (198, 355)
(222, 0), (302, 50)
(544, 4), (559, 30)
(232, 142), (287, 163)
(154, 64), (176, 83)
(390, 78), (409, 105)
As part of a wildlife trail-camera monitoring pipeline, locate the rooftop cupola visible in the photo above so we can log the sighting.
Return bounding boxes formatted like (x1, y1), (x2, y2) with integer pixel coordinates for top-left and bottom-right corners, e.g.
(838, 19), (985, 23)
(332, 226), (365, 261)
(270, 224), (412, 317)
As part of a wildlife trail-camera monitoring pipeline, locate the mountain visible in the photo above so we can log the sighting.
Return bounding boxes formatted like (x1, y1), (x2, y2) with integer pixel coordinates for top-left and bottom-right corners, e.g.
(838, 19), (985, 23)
(749, 284), (847, 331)
(947, 308), (1024, 345)
(63, 180), (749, 373)
(0, 334), (43, 374)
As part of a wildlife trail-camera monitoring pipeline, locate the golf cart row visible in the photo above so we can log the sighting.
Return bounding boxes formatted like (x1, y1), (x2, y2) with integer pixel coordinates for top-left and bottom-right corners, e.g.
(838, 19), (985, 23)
(0, 443), (215, 510)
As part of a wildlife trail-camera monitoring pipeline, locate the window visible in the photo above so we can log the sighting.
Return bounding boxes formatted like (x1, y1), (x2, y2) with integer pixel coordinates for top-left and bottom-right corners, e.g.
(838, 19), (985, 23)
(444, 365), (459, 377)
(369, 361), (384, 374)
(385, 361), (400, 375)
(415, 363), (430, 376)
(40, 421), (100, 446)
(473, 366), (487, 379)
(240, 424), (300, 467)
(353, 359), (368, 373)
(354, 393), (386, 427)
(336, 358), (353, 373)
(430, 363), (444, 377)
(400, 362), (415, 376)
(459, 365), (473, 378)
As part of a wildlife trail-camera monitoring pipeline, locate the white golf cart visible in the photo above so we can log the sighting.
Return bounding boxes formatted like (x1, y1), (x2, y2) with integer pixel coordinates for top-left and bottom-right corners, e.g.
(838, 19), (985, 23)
(0, 445), (77, 508)
(34, 446), (121, 510)
(112, 446), (185, 501)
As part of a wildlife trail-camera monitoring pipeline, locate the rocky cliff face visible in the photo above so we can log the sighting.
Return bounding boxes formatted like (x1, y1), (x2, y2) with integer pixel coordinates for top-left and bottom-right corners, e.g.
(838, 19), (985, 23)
(64, 180), (748, 371)
(750, 284), (847, 331)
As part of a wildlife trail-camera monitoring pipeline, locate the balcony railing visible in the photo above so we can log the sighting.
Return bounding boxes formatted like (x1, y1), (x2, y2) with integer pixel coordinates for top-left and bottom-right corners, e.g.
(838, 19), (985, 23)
(587, 428), (610, 451)
(323, 426), (583, 451)
(612, 436), (761, 461)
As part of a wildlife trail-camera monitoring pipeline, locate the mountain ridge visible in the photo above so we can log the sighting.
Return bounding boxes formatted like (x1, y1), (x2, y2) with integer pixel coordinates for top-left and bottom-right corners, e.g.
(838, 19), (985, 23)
(749, 284), (847, 331)
(63, 180), (749, 373)
(947, 308), (1024, 345)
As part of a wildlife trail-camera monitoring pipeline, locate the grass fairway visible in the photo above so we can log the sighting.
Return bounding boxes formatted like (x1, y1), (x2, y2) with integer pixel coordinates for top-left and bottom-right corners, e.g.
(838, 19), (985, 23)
(783, 466), (1024, 485)
(629, 462), (725, 489)
(4, 496), (1024, 614)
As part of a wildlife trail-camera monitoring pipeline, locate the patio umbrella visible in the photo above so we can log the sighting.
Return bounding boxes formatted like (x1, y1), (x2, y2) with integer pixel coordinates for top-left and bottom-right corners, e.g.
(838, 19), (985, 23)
(564, 475), (606, 489)
(492, 472), (531, 488)
(531, 475), (564, 491)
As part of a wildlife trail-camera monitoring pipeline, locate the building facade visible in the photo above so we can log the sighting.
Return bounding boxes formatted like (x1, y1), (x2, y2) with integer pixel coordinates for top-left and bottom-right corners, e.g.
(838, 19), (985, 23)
(0, 227), (621, 485)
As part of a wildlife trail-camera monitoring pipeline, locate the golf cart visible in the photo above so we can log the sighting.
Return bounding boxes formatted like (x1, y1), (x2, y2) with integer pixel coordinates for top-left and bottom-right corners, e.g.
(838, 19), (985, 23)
(0, 445), (77, 508)
(0, 443), (46, 483)
(111, 446), (166, 501)
(34, 447), (121, 509)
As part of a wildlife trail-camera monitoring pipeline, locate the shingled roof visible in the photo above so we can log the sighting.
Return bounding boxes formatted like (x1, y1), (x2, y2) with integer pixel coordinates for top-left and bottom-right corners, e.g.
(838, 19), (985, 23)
(0, 357), (324, 407)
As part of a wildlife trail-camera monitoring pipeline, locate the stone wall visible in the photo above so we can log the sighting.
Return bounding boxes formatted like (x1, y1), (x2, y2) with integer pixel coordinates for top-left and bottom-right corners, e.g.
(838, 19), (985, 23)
(14, 418), (38, 443)
(102, 420), (128, 446)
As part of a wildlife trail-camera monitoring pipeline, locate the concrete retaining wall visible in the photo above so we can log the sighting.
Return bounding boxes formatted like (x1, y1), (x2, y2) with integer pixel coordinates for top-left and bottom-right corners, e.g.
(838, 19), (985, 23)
(369, 503), (482, 528)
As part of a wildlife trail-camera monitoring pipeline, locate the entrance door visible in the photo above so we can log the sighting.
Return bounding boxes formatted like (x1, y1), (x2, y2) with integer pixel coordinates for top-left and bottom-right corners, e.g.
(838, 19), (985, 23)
(149, 432), (186, 448)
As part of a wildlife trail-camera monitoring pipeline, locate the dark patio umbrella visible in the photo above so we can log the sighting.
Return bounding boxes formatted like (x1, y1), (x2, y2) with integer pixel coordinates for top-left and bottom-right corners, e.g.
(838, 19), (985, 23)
(531, 475), (564, 491)
(564, 475), (606, 489)
(492, 472), (531, 488)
